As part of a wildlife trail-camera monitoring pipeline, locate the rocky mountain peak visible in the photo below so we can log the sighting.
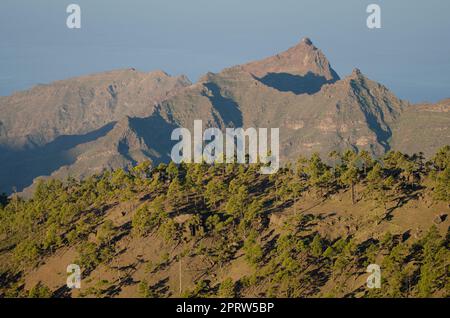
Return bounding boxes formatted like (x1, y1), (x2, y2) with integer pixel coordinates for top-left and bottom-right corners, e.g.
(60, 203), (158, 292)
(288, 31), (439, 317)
(351, 68), (362, 77)
(300, 37), (313, 46)
(239, 37), (340, 81)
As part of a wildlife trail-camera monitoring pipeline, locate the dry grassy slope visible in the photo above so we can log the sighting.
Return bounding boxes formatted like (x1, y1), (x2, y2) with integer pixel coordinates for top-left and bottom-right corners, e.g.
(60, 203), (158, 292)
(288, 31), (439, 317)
(391, 99), (450, 157)
(21, 186), (449, 298)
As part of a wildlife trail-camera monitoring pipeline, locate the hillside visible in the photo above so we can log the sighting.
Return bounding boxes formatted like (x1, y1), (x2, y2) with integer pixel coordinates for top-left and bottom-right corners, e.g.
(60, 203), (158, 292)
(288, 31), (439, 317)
(391, 99), (450, 156)
(0, 148), (448, 298)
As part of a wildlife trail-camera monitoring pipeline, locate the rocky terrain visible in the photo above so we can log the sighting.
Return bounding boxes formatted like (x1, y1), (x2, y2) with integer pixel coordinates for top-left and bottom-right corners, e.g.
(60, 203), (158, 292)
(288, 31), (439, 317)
(0, 37), (449, 196)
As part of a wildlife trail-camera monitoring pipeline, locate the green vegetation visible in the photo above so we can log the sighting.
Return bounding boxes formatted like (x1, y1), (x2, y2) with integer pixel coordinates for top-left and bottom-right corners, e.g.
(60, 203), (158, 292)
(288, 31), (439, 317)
(0, 147), (449, 298)
(218, 278), (236, 297)
(28, 282), (52, 298)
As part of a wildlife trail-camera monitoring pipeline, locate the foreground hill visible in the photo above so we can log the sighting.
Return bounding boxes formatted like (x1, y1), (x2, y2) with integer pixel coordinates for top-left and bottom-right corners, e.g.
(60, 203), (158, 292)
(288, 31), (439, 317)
(0, 148), (448, 298)
(1, 38), (449, 195)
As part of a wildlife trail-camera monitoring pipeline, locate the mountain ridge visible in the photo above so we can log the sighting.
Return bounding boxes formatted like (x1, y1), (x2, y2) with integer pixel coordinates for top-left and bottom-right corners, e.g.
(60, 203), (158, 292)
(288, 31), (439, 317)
(0, 38), (449, 195)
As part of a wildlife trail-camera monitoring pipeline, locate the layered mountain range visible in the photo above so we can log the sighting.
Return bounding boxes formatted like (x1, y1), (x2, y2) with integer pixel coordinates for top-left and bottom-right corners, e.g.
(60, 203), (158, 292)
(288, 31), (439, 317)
(0, 37), (449, 194)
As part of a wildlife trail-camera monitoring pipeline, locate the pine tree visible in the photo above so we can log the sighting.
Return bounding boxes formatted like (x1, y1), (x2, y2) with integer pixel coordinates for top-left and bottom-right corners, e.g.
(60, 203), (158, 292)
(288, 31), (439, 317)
(243, 230), (263, 267)
(167, 178), (183, 208)
(418, 226), (447, 297)
(310, 234), (323, 258)
(96, 219), (116, 246)
(219, 278), (236, 297)
(166, 162), (179, 181)
(225, 185), (248, 219)
(431, 145), (450, 172)
(339, 150), (360, 204)
(204, 178), (227, 209)
(0, 193), (8, 208)
(433, 166), (450, 201)
(28, 282), (52, 298)
(306, 153), (331, 194)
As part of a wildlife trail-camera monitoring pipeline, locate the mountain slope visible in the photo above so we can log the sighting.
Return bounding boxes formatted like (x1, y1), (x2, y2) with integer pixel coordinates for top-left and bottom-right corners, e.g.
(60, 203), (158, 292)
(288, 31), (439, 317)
(0, 70), (190, 193)
(0, 38), (449, 195)
(1, 149), (449, 298)
(0, 69), (190, 150)
(391, 99), (450, 157)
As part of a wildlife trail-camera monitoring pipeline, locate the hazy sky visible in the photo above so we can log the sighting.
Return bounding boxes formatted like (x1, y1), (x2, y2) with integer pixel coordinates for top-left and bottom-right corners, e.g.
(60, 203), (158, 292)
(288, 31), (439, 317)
(1, 0), (449, 103)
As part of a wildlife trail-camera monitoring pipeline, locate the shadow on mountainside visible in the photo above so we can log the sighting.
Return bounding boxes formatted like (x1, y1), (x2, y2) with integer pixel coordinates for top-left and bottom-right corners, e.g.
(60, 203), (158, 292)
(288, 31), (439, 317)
(350, 81), (393, 153)
(203, 82), (243, 127)
(128, 112), (180, 164)
(0, 112), (181, 195)
(0, 122), (116, 194)
(258, 72), (336, 95)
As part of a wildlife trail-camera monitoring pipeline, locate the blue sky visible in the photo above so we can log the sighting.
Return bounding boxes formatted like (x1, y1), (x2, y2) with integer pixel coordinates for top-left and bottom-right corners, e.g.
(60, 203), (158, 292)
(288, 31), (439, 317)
(1, 0), (449, 103)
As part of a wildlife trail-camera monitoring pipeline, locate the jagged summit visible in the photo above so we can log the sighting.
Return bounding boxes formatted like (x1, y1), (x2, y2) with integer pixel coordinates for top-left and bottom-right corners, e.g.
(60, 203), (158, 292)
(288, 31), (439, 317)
(239, 37), (340, 81)
(343, 68), (366, 83)
(301, 37), (313, 46)
(351, 68), (362, 76)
